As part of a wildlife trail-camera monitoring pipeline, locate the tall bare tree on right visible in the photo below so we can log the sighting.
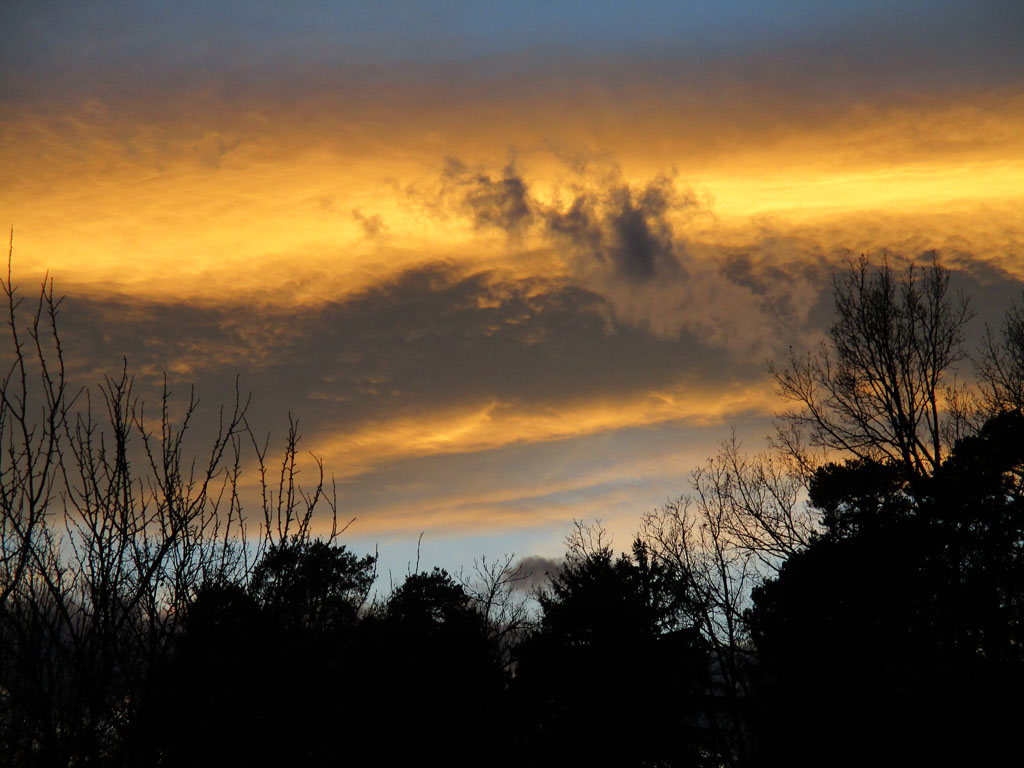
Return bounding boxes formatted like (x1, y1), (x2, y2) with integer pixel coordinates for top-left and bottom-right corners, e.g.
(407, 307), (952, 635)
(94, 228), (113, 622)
(770, 254), (972, 482)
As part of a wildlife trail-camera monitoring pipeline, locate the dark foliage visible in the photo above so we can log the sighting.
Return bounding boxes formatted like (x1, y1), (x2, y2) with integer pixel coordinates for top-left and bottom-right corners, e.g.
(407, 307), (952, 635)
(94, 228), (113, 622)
(127, 583), (266, 767)
(250, 537), (376, 633)
(514, 539), (713, 767)
(747, 411), (1024, 766)
(358, 568), (505, 767)
(129, 541), (378, 768)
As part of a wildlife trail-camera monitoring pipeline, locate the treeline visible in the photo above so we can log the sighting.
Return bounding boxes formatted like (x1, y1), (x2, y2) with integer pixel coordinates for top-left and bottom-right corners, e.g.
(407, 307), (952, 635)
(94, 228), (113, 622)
(2, 255), (1024, 766)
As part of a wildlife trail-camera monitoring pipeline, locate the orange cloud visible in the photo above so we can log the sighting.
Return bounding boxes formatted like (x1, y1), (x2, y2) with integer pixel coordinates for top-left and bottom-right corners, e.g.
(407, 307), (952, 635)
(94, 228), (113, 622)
(3, 88), (1022, 309)
(297, 416), (749, 538)
(301, 378), (778, 482)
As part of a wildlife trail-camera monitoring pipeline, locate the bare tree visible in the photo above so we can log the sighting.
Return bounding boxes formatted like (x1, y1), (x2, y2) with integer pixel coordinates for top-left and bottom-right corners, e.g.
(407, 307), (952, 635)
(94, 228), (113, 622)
(0, 237), (68, 615)
(770, 254), (972, 481)
(0, 252), (342, 764)
(640, 491), (757, 767)
(977, 295), (1024, 416)
(459, 553), (534, 670)
(697, 435), (819, 573)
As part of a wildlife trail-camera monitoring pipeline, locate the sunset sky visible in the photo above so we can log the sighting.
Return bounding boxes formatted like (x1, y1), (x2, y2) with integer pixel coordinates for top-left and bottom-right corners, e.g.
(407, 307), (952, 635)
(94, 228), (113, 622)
(3, 1), (1023, 573)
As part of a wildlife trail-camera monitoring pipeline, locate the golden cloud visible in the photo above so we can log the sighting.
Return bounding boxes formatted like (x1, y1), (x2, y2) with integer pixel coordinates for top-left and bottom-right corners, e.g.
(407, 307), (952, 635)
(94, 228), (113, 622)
(301, 378), (778, 482)
(3, 88), (1022, 308)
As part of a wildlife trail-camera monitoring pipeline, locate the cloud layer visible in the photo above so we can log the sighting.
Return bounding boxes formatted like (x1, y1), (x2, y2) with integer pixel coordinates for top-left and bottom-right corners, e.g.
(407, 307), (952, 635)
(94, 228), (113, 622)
(2, 1), (1023, 561)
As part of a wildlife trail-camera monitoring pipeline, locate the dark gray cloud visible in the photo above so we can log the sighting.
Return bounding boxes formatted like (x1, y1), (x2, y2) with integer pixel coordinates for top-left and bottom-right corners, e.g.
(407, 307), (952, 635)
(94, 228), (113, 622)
(55, 261), (750, 446)
(27, 236), (1024, 547)
(512, 555), (562, 592)
(192, 132), (238, 169)
(606, 184), (675, 282)
(719, 250), (832, 335)
(548, 178), (690, 283)
(434, 159), (696, 286)
(443, 157), (534, 235)
(48, 241), (1024, 488)
(956, 260), (1024, 316)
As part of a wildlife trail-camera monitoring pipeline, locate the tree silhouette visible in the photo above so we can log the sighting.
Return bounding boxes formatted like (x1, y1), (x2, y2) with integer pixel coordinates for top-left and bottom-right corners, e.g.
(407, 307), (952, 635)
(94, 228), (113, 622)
(0, 254), (347, 766)
(250, 537), (376, 632)
(130, 540), (378, 767)
(127, 582), (264, 767)
(514, 525), (712, 767)
(771, 254), (971, 481)
(356, 567), (505, 767)
(640, 489), (759, 766)
(459, 553), (534, 671)
(977, 294), (1024, 415)
(747, 412), (1024, 765)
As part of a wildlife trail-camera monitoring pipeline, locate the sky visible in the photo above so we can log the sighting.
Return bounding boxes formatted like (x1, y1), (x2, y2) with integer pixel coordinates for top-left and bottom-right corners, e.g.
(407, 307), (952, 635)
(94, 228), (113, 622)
(2, 1), (1023, 574)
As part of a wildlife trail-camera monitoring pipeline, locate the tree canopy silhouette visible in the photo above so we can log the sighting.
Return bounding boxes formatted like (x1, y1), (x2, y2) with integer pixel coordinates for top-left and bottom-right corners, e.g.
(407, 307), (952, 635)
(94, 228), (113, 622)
(514, 525), (714, 767)
(747, 411), (1024, 765)
(250, 537), (376, 632)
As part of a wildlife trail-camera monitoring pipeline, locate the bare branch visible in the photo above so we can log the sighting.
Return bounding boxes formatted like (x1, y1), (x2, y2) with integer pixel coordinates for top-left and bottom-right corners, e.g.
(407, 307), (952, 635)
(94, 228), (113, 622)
(771, 254), (971, 480)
